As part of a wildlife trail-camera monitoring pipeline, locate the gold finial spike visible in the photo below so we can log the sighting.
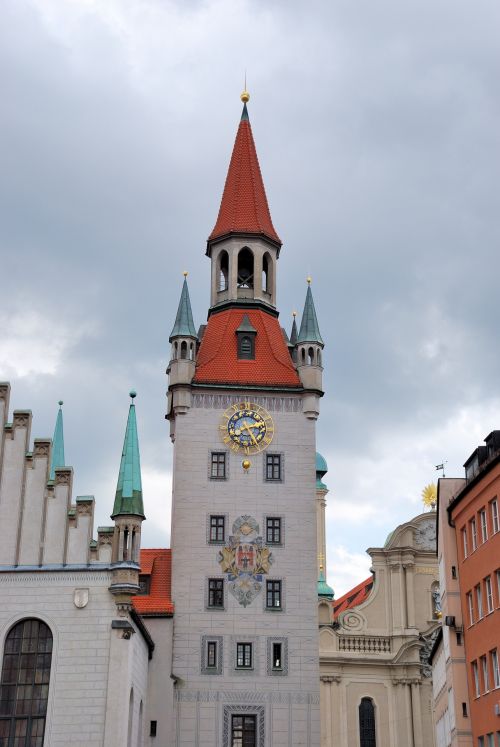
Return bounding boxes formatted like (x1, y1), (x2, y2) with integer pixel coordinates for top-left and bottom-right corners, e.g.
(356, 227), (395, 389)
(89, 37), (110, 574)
(183, 270), (188, 277)
(292, 310), (297, 318)
(307, 276), (312, 285)
(241, 90), (250, 104)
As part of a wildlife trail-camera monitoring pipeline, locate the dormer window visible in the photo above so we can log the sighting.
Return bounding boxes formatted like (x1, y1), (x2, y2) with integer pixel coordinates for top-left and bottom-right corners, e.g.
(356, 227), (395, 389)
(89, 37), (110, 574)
(236, 314), (256, 360)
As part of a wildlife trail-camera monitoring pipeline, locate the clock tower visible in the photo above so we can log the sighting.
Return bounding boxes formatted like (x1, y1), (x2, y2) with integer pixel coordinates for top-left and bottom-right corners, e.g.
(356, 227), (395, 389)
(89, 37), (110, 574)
(168, 92), (323, 747)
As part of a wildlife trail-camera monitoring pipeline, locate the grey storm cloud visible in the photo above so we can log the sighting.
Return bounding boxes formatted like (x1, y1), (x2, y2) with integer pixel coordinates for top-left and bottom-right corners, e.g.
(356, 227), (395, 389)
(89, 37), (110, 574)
(1, 0), (499, 593)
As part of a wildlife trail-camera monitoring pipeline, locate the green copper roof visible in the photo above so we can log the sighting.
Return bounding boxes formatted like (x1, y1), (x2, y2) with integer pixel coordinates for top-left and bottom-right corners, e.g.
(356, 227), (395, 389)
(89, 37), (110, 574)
(169, 278), (197, 341)
(49, 401), (65, 480)
(112, 393), (145, 519)
(317, 568), (334, 600)
(290, 316), (298, 346)
(298, 285), (324, 345)
(316, 451), (328, 476)
(241, 102), (249, 122)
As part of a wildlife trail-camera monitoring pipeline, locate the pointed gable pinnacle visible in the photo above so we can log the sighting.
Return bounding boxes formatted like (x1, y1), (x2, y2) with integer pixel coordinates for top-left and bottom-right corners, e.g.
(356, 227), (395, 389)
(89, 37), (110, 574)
(112, 391), (145, 519)
(208, 98), (282, 246)
(169, 275), (197, 341)
(290, 313), (298, 347)
(298, 282), (324, 345)
(50, 401), (65, 480)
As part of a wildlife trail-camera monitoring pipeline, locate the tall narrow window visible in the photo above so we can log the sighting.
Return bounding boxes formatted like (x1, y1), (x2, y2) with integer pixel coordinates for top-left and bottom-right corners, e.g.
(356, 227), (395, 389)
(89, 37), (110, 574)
(359, 697), (376, 747)
(208, 579), (224, 609)
(266, 517), (282, 544)
(476, 585), (483, 619)
(207, 641), (217, 669)
(462, 527), (468, 558)
(491, 499), (499, 534)
(127, 688), (134, 747)
(265, 454), (282, 481)
(236, 643), (252, 669)
(266, 580), (282, 609)
(486, 577), (493, 613)
(237, 248), (254, 289)
(472, 661), (480, 698)
(272, 642), (282, 670)
(492, 649), (500, 689)
(0, 619), (53, 747)
(467, 592), (474, 626)
(209, 515), (225, 542)
(231, 715), (256, 747)
(480, 509), (488, 542)
(218, 250), (229, 291)
(481, 655), (490, 693)
(471, 518), (477, 551)
(210, 452), (226, 479)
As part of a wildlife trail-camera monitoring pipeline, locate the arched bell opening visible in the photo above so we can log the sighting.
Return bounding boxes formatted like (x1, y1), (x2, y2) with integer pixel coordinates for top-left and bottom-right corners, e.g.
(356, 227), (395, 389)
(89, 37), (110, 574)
(308, 347), (315, 365)
(262, 252), (273, 296)
(237, 247), (254, 290)
(173, 341), (178, 359)
(180, 341), (188, 359)
(218, 250), (229, 291)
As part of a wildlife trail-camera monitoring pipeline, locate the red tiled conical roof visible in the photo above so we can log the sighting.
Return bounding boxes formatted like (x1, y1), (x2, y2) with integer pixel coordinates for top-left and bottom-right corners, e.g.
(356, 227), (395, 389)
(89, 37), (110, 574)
(208, 104), (281, 246)
(193, 308), (300, 387)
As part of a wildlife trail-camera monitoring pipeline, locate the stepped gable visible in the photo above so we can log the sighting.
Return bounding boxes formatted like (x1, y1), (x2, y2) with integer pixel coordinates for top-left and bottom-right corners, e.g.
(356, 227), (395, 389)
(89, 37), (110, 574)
(208, 103), (281, 246)
(333, 576), (373, 617)
(133, 548), (173, 616)
(193, 308), (301, 388)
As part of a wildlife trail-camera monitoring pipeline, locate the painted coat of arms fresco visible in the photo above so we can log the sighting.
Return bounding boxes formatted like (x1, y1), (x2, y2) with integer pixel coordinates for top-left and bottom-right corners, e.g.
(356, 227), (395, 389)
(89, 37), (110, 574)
(218, 515), (273, 607)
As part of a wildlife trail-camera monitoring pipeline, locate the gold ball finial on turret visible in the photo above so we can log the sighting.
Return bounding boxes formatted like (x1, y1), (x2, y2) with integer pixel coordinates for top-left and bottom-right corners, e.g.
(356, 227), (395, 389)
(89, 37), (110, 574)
(183, 270), (188, 277)
(292, 310), (297, 318)
(241, 90), (250, 103)
(307, 276), (312, 285)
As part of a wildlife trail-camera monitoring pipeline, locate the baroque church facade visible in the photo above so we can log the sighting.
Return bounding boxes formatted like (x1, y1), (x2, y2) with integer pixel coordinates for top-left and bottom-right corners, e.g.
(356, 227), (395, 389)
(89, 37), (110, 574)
(0, 93), (440, 747)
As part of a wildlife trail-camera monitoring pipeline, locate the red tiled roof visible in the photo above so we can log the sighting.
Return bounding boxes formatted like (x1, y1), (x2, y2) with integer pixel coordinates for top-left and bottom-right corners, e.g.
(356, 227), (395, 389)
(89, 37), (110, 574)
(193, 308), (301, 388)
(208, 107), (281, 245)
(133, 548), (174, 616)
(333, 576), (373, 617)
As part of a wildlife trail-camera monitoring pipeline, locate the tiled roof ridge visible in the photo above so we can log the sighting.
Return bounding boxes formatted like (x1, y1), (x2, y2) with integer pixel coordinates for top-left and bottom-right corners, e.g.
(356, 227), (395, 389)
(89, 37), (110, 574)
(333, 575), (373, 615)
(260, 311), (292, 369)
(195, 309), (231, 369)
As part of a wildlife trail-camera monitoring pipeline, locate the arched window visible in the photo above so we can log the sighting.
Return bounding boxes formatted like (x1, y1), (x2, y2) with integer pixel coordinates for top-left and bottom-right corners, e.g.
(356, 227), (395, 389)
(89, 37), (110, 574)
(0, 618), (53, 745)
(173, 341), (178, 359)
(262, 252), (272, 294)
(308, 347), (315, 365)
(180, 341), (188, 359)
(359, 697), (376, 747)
(127, 688), (134, 747)
(301, 348), (306, 364)
(237, 248), (254, 289)
(317, 349), (322, 366)
(218, 250), (229, 291)
(189, 343), (194, 361)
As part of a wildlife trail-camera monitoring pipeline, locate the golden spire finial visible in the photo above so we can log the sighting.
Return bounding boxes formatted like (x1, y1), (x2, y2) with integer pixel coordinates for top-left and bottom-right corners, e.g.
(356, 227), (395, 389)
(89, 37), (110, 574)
(183, 270), (188, 277)
(241, 71), (250, 103)
(292, 310), (297, 318)
(307, 276), (312, 285)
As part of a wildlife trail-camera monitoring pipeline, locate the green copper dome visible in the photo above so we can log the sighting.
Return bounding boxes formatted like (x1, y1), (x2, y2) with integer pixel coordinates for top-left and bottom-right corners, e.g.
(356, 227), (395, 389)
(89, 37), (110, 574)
(317, 568), (334, 600)
(316, 451), (328, 490)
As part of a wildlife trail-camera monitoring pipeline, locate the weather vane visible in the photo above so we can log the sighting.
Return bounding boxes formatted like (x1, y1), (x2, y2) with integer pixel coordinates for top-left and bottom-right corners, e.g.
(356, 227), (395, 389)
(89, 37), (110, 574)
(435, 461), (447, 478)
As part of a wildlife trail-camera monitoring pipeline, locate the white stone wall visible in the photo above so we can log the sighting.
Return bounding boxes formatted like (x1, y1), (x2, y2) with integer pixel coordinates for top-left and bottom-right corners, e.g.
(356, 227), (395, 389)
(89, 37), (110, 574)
(144, 618), (175, 747)
(170, 392), (320, 747)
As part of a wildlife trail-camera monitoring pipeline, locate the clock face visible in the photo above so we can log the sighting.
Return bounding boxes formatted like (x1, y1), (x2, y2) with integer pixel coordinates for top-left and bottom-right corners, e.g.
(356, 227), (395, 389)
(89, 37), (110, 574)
(220, 402), (274, 454)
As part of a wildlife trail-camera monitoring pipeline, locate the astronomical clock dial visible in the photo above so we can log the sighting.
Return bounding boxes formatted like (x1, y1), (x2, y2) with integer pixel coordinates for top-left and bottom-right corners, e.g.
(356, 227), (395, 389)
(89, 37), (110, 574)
(220, 402), (274, 454)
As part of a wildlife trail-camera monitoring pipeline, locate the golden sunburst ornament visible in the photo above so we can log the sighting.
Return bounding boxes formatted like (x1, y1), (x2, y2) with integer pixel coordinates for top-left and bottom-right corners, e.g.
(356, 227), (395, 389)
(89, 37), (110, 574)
(422, 483), (437, 511)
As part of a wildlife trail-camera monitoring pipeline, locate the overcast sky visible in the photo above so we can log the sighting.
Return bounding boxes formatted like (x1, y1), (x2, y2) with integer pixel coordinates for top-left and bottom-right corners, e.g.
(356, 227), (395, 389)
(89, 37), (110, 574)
(1, 0), (499, 596)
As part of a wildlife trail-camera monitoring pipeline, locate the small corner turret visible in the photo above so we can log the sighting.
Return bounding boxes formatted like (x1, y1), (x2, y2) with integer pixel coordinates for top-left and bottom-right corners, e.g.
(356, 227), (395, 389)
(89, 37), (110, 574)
(296, 279), (324, 419)
(167, 273), (198, 421)
(110, 391), (145, 614)
(49, 400), (65, 480)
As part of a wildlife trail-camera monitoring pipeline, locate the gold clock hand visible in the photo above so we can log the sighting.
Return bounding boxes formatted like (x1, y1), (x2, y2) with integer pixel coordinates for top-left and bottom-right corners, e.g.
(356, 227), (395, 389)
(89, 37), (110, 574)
(242, 420), (259, 447)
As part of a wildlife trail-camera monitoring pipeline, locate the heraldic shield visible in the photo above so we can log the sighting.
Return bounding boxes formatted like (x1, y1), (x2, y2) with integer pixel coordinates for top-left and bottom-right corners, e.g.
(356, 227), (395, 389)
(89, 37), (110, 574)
(218, 515), (273, 607)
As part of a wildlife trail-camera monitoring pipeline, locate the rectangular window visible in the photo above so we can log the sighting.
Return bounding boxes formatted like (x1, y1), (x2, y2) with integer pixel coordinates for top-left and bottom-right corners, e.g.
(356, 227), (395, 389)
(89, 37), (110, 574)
(266, 580), (282, 609)
(492, 649), (500, 689)
(486, 576), (494, 613)
(487, 735), (494, 747)
(462, 528), (468, 558)
(208, 579), (224, 608)
(471, 518), (477, 551)
(209, 515), (225, 542)
(207, 641), (217, 668)
(210, 452), (226, 479)
(491, 499), (499, 534)
(272, 642), (283, 670)
(472, 660), (480, 697)
(497, 571), (500, 607)
(265, 453), (282, 481)
(231, 715), (256, 747)
(467, 592), (474, 626)
(478, 738), (484, 747)
(480, 509), (488, 542)
(476, 584), (483, 619)
(266, 517), (282, 544)
(236, 643), (252, 669)
(138, 574), (151, 595)
(481, 655), (490, 693)
(150, 721), (157, 737)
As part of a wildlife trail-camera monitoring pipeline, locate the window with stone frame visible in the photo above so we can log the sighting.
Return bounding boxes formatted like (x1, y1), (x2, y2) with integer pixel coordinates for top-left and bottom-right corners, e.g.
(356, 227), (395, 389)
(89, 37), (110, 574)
(266, 580), (282, 610)
(211, 452), (227, 479)
(236, 643), (252, 669)
(207, 641), (218, 669)
(266, 517), (282, 545)
(0, 619), (53, 747)
(265, 453), (282, 481)
(208, 578), (224, 609)
(209, 515), (226, 543)
(359, 697), (376, 747)
(231, 714), (256, 747)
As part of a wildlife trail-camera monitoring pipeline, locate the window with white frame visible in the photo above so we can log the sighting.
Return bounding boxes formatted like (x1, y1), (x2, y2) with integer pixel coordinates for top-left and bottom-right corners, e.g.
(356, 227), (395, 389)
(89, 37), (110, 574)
(481, 655), (489, 693)
(472, 660), (480, 697)
(492, 649), (500, 689)
(462, 527), (468, 558)
(467, 592), (474, 626)
(486, 576), (493, 613)
(480, 509), (488, 543)
(471, 518), (477, 551)
(491, 499), (499, 534)
(476, 585), (483, 619)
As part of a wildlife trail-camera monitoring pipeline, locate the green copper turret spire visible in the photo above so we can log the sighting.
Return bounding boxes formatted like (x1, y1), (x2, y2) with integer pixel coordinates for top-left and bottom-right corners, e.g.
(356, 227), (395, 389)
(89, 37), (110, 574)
(317, 567), (334, 600)
(298, 281), (324, 345)
(290, 313), (298, 346)
(169, 275), (197, 342)
(50, 401), (65, 480)
(112, 391), (145, 519)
